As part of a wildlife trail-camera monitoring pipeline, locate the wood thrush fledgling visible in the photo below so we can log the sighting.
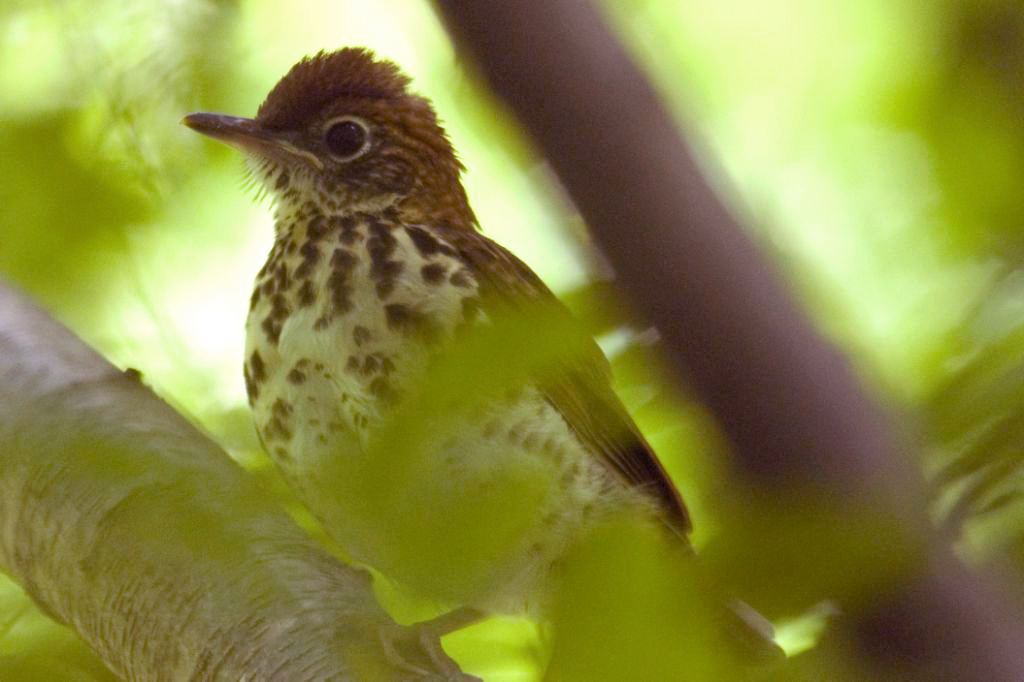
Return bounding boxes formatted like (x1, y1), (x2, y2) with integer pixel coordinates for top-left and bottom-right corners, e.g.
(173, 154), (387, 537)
(184, 48), (781, 662)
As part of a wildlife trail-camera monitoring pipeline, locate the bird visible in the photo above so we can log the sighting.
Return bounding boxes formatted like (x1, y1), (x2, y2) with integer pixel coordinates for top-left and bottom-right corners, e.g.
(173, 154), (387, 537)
(183, 47), (781, 664)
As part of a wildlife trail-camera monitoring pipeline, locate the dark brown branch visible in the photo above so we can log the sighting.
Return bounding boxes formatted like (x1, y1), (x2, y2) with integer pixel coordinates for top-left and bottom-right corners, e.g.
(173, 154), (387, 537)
(434, 1), (1024, 678)
(0, 280), (473, 681)
(435, 0), (901, 496)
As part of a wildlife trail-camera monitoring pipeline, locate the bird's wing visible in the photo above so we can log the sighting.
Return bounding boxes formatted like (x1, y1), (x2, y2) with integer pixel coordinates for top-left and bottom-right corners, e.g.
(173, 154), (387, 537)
(439, 226), (691, 535)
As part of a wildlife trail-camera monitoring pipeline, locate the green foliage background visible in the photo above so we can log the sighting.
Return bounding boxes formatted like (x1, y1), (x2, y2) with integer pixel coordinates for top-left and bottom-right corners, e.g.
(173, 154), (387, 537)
(1, 0), (1022, 679)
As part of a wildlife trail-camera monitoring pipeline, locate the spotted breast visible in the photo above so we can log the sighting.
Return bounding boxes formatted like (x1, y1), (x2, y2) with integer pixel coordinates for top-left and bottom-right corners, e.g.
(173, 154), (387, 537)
(244, 203), (620, 610)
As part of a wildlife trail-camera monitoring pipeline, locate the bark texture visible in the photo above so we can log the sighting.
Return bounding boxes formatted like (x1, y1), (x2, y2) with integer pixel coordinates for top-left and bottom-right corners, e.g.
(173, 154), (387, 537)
(434, 1), (1024, 678)
(0, 280), (473, 681)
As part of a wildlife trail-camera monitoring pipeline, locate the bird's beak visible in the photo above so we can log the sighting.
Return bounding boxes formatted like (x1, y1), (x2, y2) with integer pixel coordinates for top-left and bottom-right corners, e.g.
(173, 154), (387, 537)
(182, 112), (323, 170)
(183, 113), (268, 147)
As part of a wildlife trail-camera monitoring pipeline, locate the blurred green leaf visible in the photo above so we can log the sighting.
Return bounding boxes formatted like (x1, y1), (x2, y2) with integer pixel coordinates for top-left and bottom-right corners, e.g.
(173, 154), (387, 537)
(4, 0), (1024, 677)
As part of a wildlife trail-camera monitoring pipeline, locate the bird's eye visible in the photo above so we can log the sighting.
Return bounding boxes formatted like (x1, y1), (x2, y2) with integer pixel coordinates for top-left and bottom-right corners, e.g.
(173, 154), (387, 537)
(323, 117), (370, 161)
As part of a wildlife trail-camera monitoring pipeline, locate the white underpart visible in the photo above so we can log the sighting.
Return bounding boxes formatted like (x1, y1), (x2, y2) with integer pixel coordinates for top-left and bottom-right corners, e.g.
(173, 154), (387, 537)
(245, 214), (619, 612)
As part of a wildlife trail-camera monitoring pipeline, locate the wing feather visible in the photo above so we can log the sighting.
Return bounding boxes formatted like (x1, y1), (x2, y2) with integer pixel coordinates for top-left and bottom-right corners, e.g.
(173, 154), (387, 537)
(438, 227), (691, 535)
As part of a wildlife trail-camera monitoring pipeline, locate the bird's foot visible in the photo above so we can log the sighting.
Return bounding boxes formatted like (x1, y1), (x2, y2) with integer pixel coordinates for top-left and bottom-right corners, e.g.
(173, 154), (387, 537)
(377, 611), (484, 680)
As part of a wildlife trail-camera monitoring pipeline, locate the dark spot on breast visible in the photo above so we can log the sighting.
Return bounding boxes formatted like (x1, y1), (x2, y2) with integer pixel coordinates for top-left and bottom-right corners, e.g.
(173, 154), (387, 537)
(328, 276), (352, 313)
(272, 398), (293, 417)
(353, 325), (370, 346)
(384, 303), (413, 329)
(385, 303), (437, 341)
(406, 226), (455, 257)
(297, 280), (315, 307)
(331, 214), (361, 244)
(449, 269), (473, 288)
(331, 247), (358, 271)
(287, 368), (306, 384)
(374, 260), (403, 298)
(261, 316), (282, 344)
(361, 354), (380, 375)
(274, 262), (291, 291)
(275, 171), (290, 190)
(314, 316), (330, 330)
(249, 287), (261, 308)
(295, 241), (321, 279)
(421, 262), (447, 284)
(330, 214), (354, 230)
(346, 356), (360, 372)
(327, 251), (355, 314)
(270, 293), (290, 319)
(244, 365), (258, 402)
(263, 416), (292, 442)
(307, 214), (326, 241)
(367, 219), (402, 300)
(250, 351), (267, 382)
(369, 376), (395, 403)
(380, 357), (396, 375)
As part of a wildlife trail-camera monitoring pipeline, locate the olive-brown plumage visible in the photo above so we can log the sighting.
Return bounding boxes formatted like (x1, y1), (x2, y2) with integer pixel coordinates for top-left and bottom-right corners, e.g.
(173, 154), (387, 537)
(184, 47), (779, 660)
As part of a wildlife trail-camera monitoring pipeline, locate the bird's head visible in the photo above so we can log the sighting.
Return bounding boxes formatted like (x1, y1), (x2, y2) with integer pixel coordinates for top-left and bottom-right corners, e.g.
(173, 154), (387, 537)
(184, 48), (475, 230)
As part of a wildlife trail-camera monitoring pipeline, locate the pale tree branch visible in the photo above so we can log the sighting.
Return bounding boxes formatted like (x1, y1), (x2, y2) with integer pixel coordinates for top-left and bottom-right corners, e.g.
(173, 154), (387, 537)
(435, 0), (1024, 678)
(0, 280), (475, 681)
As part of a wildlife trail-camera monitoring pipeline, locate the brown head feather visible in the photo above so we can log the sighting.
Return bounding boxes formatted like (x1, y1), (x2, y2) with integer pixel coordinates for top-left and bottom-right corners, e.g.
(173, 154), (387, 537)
(198, 47), (476, 231)
(257, 48), (412, 130)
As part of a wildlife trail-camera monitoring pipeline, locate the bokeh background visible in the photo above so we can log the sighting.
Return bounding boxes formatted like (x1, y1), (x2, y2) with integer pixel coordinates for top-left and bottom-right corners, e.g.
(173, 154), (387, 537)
(1, 0), (1023, 679)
